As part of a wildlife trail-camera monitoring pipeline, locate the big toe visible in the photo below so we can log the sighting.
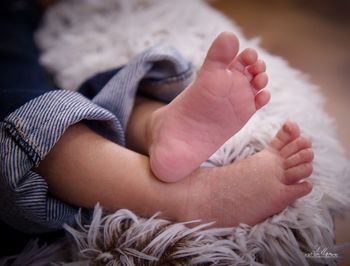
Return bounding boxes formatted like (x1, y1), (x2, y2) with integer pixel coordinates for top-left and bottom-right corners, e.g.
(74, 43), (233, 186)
(283, 180), (313, 204)
(203, 32), (240, 69)
(282, 162), (313, 185)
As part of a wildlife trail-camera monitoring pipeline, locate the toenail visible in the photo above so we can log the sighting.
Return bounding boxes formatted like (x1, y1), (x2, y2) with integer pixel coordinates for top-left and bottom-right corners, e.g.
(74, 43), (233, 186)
(283, 123), (291, 134)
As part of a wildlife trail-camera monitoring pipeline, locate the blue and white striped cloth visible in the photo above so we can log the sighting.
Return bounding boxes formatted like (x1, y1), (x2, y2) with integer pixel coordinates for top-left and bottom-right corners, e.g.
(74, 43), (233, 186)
(0, 43), (194, 233)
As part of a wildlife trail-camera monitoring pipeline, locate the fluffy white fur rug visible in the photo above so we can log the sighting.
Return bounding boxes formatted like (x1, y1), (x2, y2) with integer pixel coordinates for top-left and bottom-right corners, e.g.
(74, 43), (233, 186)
(3, 0), (350, 265)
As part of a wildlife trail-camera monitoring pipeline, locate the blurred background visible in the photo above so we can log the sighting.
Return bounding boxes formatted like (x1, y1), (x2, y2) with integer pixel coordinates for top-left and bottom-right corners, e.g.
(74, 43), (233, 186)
(209, 0), (350, 264)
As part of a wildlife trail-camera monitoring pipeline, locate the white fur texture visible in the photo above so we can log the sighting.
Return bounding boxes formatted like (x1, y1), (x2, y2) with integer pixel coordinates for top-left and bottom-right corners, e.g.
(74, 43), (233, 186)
(6, 0), (349, 265)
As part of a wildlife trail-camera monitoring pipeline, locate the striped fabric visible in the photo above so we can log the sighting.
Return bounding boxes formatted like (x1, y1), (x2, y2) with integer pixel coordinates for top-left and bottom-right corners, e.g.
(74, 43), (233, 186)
(0, 43), (193, 233)
(92, 42), (194, 130)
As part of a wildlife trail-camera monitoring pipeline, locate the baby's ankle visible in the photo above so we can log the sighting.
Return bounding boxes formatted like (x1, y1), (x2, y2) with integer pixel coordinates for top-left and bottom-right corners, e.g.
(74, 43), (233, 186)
(145, 106), (166, 156)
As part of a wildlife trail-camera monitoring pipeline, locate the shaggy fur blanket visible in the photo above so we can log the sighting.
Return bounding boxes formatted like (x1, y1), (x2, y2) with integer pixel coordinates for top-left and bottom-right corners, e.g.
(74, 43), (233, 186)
(2, 0), (349, 265)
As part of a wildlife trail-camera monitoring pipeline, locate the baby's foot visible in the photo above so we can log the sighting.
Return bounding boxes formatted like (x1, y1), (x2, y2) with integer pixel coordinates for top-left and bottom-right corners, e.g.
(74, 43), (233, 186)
(175, 121), (314, 227)
(148, 32), (270, 182)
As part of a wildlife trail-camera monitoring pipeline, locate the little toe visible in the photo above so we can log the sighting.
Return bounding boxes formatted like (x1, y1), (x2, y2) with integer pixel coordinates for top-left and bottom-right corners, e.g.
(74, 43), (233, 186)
(270, 121), (301, 151)
(203, 32), (240, 69)
(230, 48), (258, 72)
(283, 180), (313, 203)
(283, 163), (313, 184)
(247, 59), (266, 76)
(284, 148), (314, 169)
(251, 72), (268, 91)
(255, 90), (271, 110)
(280, 137), (312, 158)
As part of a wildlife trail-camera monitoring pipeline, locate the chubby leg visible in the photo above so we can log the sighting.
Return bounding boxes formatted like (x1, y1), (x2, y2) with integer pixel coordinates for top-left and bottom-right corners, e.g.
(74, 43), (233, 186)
(37, 121), (313, 227)
(36, 123), (181, 220)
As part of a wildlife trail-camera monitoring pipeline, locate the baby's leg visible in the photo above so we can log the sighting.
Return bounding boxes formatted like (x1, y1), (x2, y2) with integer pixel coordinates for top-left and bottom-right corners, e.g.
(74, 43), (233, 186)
(128, 32), (269, 182)
(177, 121), (314, 226)
(37, 121), (312, 227)
(126, 96), (314, 226)
(36, 123), (180, 219)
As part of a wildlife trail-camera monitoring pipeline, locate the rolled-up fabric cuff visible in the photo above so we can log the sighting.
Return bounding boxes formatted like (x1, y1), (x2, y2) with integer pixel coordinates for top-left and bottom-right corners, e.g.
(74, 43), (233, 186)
(0, 90), (123, 232)
(92, 42), (194, 130)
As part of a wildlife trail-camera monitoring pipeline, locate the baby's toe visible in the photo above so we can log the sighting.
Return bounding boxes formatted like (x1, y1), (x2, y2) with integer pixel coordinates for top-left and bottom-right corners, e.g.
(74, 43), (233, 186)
(282, 162), (313, 185)
(255, 90), (270, 110)
(203, 32), (240, 70)
(251, 72), (268, 90)
(280, 137), (312, 158)
(269, 121), (301, 151)
(283, 180), (313, 203)
(230, 48), (258, 72)
(284, 148), (314, 169)
(247, 59), (266, 76)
